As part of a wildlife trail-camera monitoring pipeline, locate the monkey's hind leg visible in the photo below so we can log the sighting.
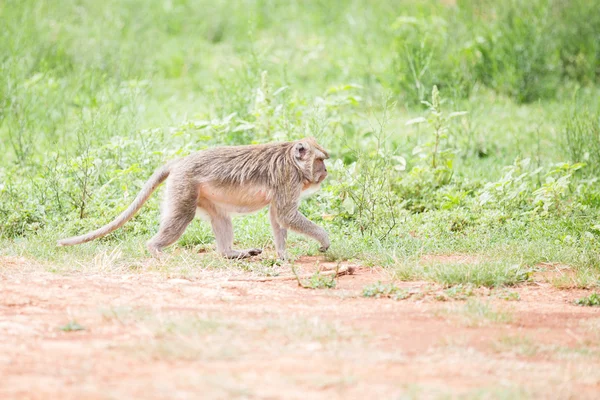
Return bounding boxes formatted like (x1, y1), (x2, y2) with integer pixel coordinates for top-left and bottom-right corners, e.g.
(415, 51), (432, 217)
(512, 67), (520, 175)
(210, 212), (262, 259)
(269, 206), (288, 260)
(147, 184), (197, 256)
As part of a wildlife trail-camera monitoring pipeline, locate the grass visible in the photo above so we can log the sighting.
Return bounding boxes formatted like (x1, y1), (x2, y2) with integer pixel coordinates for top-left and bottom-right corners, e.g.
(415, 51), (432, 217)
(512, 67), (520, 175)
(393, 258), (533, 288)
(428, 262), (532, 288)
(362, 281), (410, 300)
(443, 284), (476, 300)
(493, 289), (521, 302)
(493, 334), (600, 361)
(59, 320), (86, 332)
(299, 271), (338, 289)
(1, 0), (600, 290)
(101, 305), (358, 362)
(493, 335), (540, 357)
(439, 299), (514, 327)
(575, 293), (600, 307)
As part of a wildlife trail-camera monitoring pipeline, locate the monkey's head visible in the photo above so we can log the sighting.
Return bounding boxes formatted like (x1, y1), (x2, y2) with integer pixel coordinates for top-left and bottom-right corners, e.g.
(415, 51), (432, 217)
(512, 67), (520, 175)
(292, 137), (330, 185)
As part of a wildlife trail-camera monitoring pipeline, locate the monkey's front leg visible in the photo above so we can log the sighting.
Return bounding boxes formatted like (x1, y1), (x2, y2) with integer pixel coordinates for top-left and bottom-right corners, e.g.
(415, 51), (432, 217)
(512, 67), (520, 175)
(269, 206), (288, 260)
(275, 205), (330, 253)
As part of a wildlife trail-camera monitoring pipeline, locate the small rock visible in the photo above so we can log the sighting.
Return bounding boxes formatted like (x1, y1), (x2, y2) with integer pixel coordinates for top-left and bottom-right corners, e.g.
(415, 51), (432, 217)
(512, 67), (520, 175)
(167, 279), (192, 285)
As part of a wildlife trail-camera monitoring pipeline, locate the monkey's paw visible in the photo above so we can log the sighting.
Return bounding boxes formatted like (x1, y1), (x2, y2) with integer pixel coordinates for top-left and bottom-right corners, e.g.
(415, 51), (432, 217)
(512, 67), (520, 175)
(247, 248), (263, 256)
(223, 248), (263, 259)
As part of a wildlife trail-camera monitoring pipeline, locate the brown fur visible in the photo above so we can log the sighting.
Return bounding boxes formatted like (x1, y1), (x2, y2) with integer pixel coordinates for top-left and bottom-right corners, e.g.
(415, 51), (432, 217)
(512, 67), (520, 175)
(57, 137), (330, 260)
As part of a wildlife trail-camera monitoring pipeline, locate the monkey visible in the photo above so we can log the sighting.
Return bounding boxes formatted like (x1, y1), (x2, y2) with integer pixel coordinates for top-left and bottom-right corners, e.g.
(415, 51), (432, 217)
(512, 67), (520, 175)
(57, 137), (330, 260)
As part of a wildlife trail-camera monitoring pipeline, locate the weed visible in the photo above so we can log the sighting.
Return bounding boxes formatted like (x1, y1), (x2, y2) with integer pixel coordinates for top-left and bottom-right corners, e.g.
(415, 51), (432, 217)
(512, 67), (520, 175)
(563, 107), (600, 176)
(402, 260), (533, 288)
(494, 334), (600, 361)
(494, 335), (539, 357)
(396, 86), (465, 212)
(435, 262), (532, 288)
(362, 282), (409, 301)
(260, 258), (283, 268)
(59, 320), (85, 332)
(306, 272), (337, 289)
(494, 290), (521, 302)
(441, 299), (513, 327)
(575, 293), (600, 307)
(444, 284), (475, 300)
(293, 268), (337, 290)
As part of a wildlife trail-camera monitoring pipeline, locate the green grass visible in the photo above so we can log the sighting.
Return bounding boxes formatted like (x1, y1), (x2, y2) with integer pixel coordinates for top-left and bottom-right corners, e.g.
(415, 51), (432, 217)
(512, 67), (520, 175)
(443, 284), (475, 300)
(493, 334), (600, 361)
(1, 0), (600, 288)
(362, 282), (410, 300)
(295, 270), (338, 289)
(440, 299), (514, 327)
(426, 261), (532, 288)
(575, 293), (600, 307)
(59, 320), (86, 332)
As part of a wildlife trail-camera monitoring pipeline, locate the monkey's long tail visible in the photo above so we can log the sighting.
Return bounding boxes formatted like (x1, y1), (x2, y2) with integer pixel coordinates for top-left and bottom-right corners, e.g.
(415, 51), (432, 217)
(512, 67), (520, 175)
(57, 164), (172, 247)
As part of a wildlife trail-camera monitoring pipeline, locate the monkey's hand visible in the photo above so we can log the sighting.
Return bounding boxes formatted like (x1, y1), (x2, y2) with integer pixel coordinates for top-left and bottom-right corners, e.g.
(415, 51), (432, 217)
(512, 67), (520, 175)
(318, 237), (330, 252)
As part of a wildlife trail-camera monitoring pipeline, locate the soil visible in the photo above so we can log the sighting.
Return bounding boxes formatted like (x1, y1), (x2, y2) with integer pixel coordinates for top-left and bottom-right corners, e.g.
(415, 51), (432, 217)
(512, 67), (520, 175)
(1, 255), (600, 399)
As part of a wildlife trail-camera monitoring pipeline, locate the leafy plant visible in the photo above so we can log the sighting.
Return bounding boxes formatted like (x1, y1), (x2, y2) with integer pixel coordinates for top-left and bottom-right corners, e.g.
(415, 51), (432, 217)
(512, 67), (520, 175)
(362, 282), (409, 300)
(563, 107), (600, 175)
(444, 284), (475, 300)
(533, 162), (585, 215)
(395, 86), (466, 212)
(452, 299), (514, 327)
(494, 290), (521, 302)
(428, 262), (532, 288)
(59, 320), (86, 332)
(479, 158), (585, 216)
(326, 98), (404, 239)
(575, 293), (600, 307)
(296, 271), (337, 289)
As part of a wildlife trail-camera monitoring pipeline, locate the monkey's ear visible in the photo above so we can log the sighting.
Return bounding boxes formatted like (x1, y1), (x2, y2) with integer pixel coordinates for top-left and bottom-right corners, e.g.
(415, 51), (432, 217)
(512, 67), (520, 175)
(293, 142), (310, 160)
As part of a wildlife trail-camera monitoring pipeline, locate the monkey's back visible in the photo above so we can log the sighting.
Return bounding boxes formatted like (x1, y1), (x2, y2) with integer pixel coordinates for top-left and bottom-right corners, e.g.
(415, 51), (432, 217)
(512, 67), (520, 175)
(173, 141), (302, 188)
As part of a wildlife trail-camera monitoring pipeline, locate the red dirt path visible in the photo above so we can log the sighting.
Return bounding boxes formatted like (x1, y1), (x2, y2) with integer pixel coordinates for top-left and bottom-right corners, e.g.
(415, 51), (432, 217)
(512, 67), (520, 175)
(1, 256), (600, 399)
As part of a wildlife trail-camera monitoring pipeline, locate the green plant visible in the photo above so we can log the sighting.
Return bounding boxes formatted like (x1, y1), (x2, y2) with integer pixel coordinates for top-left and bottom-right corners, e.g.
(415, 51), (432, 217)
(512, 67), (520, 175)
(494, 290), (521, 302)
(428, 261), (532, 288)
(532, 162), (585, 215)
(327, 97), (404, 239)
(389, 12), (474, 104)
(444, 284), (475, 300)
(468, 0), (562, 102)
(362, 282), (409, 300)
(478, 158), (585, 217)
(563, 107), (600, 175)
(478, 157), (539, 212)
(297, 271), (337, 289)
(575, 293), (600, 307)
(452, 299), (514, 327)
(406, 86), (465, 180)
(59, 320), (85, 332)
(390, 86), (468, 213)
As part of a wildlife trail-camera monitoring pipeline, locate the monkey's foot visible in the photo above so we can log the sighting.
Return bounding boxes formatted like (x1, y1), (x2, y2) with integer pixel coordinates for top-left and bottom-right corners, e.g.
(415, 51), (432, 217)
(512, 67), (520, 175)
(147, 246), (164, 258)
(222, 248), (263, 259)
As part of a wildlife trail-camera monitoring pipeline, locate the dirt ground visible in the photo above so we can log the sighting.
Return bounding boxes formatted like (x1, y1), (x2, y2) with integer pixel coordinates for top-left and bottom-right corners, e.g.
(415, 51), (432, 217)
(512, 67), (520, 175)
(1, 255), (600, 399)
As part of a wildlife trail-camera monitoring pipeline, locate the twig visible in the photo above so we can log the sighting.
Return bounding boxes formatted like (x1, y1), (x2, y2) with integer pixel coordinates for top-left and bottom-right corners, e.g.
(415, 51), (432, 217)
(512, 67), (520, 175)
(227, 265), (356, 282)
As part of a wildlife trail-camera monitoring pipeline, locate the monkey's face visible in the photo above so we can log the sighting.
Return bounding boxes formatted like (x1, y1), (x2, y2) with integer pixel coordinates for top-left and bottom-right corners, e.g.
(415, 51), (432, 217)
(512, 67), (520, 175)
(312, 157), (328, 184)
(293, 138), (330, 184)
